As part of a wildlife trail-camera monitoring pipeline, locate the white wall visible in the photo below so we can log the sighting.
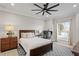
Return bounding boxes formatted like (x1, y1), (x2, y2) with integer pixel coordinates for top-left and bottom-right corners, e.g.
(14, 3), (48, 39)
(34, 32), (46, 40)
(72, 14), (79, 45)
(0, 11), (44, 38)
(44, 19), (53, 31)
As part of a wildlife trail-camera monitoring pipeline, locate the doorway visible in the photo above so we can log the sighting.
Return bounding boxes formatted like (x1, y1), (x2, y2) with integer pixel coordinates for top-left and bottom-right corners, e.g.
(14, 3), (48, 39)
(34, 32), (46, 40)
(57, 22), (71, 46)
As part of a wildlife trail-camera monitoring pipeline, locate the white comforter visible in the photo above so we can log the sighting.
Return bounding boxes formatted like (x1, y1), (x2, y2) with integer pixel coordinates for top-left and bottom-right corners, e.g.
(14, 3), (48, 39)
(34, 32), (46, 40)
(19, 37), (52, 56)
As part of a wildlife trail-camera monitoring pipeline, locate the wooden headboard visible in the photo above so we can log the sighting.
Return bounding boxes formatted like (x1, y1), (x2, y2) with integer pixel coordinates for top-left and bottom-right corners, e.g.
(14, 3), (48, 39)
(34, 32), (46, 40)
(19, 30), (35, 38)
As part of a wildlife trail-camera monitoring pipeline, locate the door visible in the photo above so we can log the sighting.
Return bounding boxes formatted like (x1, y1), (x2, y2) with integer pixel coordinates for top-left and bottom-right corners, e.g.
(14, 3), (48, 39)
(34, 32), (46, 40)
(57, 22), (72, 46)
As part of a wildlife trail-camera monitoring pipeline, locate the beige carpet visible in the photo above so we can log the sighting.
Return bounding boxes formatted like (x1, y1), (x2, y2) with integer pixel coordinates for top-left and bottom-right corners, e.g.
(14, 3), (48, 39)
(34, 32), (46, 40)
(0, 49), (18, 56)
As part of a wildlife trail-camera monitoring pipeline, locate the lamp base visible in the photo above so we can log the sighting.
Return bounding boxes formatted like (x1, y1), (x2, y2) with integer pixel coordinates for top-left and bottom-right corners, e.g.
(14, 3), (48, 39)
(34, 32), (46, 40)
(6, 31), (14, 37)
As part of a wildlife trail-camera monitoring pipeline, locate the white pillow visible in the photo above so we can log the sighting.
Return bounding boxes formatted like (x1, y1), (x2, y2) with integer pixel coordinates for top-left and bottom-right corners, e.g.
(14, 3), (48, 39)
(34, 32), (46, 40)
(21, 33), (28, 38)
(21, 33), (35, 38)
(26, 33), (35, 38)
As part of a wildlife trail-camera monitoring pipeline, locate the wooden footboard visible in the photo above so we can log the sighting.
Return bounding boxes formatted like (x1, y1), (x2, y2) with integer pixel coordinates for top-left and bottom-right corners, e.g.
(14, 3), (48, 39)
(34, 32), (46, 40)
(30, 43), (53, 56)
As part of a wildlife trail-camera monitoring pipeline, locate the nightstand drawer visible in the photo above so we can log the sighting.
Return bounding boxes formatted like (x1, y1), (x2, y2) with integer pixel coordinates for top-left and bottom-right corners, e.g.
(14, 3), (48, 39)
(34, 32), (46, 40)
(1, 44), (9, 52)
(10, 42), (17, 48)
(1, 38), (9, 42)
(1, 42), (9, 45)
(1, 38), (9, 43)
(0, 36), (17, 52)
(10, 39), (17, 41)
(1, 44), (9, 48)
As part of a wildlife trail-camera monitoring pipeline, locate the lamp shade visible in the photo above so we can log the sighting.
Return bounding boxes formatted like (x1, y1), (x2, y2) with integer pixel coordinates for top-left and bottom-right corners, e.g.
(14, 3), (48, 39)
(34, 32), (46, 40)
(5, 24), (14, 31)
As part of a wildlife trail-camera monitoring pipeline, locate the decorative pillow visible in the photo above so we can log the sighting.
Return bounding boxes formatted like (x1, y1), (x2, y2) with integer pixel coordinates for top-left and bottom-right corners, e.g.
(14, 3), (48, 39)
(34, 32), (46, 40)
(26, 33), (35, 38)
(21, 33), (28, 38)
(21, 33), (35, 38)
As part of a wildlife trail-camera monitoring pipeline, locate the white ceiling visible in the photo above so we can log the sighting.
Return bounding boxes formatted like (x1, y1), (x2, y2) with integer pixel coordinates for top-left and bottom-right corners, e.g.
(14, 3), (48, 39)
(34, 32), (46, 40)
(0, 3), (79, 19)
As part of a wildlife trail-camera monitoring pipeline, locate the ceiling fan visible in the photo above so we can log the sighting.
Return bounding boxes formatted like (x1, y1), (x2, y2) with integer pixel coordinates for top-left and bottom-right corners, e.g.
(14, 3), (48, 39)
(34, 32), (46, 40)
(32, 3), (60, 15)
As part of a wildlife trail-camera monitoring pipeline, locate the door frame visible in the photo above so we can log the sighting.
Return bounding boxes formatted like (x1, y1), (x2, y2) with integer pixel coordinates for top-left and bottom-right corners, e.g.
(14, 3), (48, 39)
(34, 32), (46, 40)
(56, 21), (72, 46)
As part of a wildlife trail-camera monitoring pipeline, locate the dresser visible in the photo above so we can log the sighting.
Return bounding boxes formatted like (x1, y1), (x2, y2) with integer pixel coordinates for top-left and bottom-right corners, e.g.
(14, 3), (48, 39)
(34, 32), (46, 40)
(0, 37), (17, 52)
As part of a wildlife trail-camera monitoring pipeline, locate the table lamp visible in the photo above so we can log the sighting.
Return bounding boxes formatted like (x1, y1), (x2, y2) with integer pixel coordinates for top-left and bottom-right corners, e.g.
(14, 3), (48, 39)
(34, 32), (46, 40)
(5, 24), (14, 37)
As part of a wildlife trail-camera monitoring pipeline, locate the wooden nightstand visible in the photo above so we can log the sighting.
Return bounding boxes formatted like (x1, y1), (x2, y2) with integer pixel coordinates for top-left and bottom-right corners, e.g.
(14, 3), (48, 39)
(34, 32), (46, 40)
(0, 36), (17, 52)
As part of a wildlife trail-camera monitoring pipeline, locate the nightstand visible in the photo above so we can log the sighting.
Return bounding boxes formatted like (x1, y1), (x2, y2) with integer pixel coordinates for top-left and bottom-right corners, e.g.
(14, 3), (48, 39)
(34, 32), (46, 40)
(0, 36), (17, 52)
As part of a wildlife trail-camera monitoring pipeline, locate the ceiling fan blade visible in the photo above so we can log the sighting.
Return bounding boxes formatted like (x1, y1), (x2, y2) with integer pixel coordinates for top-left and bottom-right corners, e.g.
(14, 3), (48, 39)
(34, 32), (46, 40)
(46, 11), (51, 15)
(42, 11), (45, 15)
(32, 9), (42, 11)
(34, 4), (43, 9)
(48, 3), (60, 10)
(36, 11), (42, 14)
(48, 10), (58, 11)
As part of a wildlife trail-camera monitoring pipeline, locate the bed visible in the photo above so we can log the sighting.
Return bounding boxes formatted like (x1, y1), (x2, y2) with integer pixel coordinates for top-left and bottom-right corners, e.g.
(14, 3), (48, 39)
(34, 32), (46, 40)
(19, 30), (53, 56)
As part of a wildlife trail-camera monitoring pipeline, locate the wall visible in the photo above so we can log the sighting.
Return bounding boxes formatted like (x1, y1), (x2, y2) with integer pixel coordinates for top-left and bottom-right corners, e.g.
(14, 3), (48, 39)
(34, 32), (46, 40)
(0, 11), (44, 38)
(44, 19), (53, 31)
(72, 14), (79, 45)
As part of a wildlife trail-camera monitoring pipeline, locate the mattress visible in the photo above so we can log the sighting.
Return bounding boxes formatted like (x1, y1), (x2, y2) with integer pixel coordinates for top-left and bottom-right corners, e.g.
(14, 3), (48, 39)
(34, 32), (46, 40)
(19, 37), (52, 56)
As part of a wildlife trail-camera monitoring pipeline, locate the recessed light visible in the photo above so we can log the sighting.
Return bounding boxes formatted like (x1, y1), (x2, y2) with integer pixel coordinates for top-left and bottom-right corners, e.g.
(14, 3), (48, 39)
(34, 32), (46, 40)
(73, 4), (77, 7)
(11, 3), (15, 6)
